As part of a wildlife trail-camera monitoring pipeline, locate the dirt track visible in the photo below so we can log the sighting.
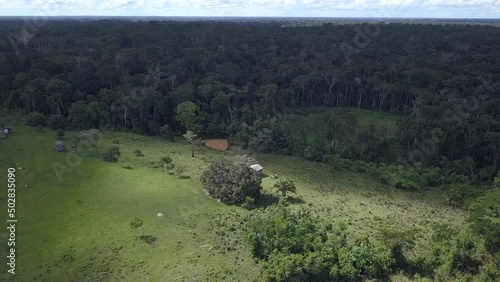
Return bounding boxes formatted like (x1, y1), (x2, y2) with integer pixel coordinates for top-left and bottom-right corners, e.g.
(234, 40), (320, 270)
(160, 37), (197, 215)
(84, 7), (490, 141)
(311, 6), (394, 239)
(203, 139), (229, 151)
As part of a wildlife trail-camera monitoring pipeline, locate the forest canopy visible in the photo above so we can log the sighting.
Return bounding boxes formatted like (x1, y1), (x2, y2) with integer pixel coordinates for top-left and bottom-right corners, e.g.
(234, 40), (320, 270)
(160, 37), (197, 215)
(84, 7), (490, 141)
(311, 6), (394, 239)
(0, 20), (499, 181)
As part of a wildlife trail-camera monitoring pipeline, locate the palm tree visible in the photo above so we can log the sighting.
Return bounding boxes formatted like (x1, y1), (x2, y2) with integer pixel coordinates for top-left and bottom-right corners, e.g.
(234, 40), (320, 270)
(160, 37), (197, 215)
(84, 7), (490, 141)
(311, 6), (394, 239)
(274, 179), (297, 198)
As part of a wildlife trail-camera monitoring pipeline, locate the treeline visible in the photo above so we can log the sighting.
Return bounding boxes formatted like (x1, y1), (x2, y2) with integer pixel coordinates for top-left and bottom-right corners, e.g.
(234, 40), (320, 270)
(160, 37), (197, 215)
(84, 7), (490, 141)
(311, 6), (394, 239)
(0, 20), (499, 178)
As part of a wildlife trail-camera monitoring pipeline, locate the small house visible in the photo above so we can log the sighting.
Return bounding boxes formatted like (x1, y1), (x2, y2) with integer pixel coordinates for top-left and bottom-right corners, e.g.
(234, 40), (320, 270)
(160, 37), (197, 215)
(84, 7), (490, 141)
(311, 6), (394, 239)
(250, 164), (263, 175)
(55, 140), (66, 152)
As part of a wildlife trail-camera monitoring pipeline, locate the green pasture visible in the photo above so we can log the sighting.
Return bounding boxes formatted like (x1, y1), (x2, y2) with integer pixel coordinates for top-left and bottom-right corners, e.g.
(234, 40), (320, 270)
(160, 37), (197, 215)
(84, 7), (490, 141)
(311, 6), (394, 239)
(0, 124), (466, 281)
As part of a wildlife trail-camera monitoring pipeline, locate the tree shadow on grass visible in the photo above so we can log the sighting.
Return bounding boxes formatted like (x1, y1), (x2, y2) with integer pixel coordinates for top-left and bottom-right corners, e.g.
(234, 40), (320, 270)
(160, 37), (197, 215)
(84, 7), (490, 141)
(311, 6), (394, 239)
(286, 196), (306, 205)
(254, 193), (280, 208)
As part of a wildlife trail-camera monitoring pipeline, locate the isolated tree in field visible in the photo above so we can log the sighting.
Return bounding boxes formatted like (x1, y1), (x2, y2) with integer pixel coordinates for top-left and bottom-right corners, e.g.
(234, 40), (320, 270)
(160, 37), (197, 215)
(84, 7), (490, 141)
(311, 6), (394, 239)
(273, 179), (297, 198)
(201, 157), (261, 204)
(183, 130), (202, 158)
(175, 101), (199, 131)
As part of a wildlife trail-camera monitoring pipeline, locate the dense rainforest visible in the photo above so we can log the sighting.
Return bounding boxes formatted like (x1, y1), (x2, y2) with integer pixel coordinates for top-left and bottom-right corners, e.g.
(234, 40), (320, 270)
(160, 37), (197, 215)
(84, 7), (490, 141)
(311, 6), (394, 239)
(1, 19), (500, 281)
(1, 20), (500, 180)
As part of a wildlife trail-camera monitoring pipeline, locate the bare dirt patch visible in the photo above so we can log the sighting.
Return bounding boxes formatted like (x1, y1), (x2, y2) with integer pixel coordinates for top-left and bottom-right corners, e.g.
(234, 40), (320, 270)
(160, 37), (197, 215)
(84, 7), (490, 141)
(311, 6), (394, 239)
(202, 139), (229, 151)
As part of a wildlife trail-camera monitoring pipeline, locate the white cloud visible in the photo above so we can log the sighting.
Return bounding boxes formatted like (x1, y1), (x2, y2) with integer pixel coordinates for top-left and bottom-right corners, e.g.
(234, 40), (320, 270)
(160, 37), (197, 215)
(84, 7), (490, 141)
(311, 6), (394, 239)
(0, 0), (498, 16)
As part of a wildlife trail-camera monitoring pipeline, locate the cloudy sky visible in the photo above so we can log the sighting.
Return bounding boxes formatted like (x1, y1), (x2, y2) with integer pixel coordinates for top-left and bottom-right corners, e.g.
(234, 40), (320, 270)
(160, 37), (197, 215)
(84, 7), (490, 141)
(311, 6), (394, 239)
(0, 0), (499, 18)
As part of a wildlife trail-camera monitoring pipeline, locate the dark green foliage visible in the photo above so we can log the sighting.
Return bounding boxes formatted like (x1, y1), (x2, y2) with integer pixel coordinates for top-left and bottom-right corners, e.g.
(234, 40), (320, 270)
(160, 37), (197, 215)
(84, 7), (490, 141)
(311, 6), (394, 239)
(102, 146), (121, 163)
(468, 189), (500, 253)
(247, 204), (396, 281)
(493, 171), (500, 188)
(134, 149), (143, 157)
(201, 157), (261, 204)
(247, 203), (325, 262)
(273, 179), (297, 198)
(478, 253), (500, 281)
(378, 228), (417, 269)
(262, 252), (308, 281)
(349, 238), (395, 277)
(0, 20), (498, 175)
(159, 125), (174, 141)
(175, 101), (199, 131)
(241, 196), (256, 210)
(48, 114), (67, 129)
(26, 112), (47, 127)
(411, 227), (485, 279)
(445, 231), (485, 274)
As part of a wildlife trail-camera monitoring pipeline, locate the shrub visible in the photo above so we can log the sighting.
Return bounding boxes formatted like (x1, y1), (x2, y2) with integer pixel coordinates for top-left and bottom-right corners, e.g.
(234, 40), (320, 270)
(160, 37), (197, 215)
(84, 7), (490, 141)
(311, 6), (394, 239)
(247, 203), (394, 281)
(478, 252), (500, 281)
(444, 231), (485, 275)
(350, 237), (395, 277)
(26, 112), (47, 127)
(241, 196), (256, 210)
(102, 146), (121, 162)
(262, 252), (307, 282)
(247, 203), (322, 259)
(201, 157), (261, 204)
(395, 179), (420, 190)
(160, 156), (172, 164)
(468, 189), (500, 253)
(134, 149), (143, 157)
(273, 179), (297, 198)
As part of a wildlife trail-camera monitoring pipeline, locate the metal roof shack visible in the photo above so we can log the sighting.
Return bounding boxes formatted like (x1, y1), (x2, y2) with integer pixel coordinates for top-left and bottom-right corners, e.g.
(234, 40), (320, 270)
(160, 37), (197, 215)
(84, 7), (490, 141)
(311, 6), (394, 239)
(249, 164), (263, 174)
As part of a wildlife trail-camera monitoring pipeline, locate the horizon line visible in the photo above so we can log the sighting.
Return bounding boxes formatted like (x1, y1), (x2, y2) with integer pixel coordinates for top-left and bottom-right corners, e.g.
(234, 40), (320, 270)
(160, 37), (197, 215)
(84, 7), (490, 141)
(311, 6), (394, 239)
(0, 15), (499, 20)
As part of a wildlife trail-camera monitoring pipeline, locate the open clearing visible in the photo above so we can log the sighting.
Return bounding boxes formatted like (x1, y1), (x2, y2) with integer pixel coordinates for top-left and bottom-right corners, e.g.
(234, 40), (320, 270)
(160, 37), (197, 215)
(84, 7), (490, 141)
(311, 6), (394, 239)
(0, 124), (467, 281)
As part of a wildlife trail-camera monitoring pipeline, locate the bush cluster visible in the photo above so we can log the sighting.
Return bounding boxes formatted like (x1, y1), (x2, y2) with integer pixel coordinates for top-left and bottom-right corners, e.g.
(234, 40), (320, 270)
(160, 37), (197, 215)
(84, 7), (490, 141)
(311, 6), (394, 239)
(201, 157), (261, 204)
(247, 204), (395, 281)
(102, 146), (121, 162)
(25, 112), (47, 127)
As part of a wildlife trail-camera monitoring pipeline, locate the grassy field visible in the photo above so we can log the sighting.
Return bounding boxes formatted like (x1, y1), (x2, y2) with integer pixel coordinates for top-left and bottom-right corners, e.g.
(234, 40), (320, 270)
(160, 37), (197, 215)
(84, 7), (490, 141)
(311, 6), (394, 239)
(0, 123), (467, 281)
(285, 107), (402, 138)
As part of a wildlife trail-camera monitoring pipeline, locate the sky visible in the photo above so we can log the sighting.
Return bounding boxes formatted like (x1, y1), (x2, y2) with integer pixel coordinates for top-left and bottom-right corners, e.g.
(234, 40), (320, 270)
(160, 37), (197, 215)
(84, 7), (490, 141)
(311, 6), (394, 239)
(0, 0), (499, 18)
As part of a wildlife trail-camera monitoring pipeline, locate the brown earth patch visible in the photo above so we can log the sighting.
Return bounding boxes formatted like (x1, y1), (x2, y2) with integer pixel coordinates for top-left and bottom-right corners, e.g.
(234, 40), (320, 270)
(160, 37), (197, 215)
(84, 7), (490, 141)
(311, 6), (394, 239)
(202, 139), (229, 151)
